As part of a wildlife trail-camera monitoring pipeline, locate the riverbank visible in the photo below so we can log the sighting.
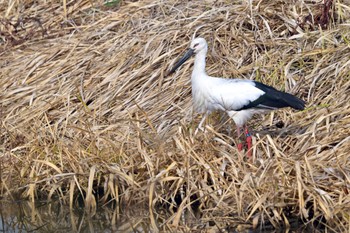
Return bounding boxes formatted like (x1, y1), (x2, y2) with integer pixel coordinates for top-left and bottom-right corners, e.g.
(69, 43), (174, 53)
(1, 0), (349, 231)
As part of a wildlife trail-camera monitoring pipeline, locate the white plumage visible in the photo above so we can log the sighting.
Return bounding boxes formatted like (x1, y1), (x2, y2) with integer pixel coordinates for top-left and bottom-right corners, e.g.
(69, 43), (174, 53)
(169, 37), (305, 156)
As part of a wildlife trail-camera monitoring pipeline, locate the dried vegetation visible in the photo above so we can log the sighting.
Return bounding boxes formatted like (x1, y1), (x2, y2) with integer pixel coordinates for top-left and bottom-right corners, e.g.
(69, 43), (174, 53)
(1, 0), (350, 231)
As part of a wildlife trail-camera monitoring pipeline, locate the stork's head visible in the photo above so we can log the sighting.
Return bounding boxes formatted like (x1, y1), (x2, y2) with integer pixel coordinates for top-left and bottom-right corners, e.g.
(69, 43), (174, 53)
(190, 37), (208, 54)
(168, 37), (208, 75)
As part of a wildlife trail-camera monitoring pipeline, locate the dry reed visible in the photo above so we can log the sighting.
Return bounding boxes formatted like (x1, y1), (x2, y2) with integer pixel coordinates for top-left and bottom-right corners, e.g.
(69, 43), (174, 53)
(1, 0), (350, 231)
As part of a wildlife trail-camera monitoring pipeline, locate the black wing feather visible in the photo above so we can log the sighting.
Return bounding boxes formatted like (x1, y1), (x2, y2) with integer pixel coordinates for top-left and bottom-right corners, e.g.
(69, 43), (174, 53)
(238, 81), (305, 111)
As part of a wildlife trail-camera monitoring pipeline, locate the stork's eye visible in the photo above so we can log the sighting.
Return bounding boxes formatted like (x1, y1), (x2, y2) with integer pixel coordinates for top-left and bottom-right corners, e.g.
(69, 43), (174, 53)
(193, 43), (199, 48)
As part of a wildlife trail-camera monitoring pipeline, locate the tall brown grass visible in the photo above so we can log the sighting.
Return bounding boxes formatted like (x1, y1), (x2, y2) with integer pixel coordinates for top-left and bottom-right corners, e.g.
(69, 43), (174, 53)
(1, 0), (350, 231)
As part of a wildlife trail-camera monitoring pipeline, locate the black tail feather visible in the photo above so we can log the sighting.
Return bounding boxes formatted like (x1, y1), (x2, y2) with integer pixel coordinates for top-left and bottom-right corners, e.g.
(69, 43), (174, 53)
(278, 91), (305, 110)
(239, 81), (305, 111)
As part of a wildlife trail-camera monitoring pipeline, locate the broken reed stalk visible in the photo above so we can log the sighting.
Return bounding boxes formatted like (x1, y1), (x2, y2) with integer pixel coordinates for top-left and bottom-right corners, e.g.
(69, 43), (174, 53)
(1, 0), (350, 231)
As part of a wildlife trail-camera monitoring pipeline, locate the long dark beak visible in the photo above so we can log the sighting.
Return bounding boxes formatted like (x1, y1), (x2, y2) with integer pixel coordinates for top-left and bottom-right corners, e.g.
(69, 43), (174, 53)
(168, 48), (194, 75)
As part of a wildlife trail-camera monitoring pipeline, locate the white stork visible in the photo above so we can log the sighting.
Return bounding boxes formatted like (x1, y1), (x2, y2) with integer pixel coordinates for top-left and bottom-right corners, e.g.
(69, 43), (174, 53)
(169, 37), (305, 156)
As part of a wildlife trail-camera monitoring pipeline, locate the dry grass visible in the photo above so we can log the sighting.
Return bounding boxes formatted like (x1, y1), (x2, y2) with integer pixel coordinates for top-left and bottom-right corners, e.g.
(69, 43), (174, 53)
(1, 0), (350, 231)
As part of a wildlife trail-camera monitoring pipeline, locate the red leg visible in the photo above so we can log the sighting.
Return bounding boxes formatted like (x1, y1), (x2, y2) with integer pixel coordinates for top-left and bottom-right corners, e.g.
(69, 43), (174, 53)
(237, 126), (243, 151)
(245, 127), (252, 158)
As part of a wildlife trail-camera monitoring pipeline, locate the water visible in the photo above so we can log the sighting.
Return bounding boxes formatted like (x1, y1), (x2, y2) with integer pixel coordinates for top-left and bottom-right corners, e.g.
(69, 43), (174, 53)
(0, 200), (151, 233)
(0, 200), (323, 232)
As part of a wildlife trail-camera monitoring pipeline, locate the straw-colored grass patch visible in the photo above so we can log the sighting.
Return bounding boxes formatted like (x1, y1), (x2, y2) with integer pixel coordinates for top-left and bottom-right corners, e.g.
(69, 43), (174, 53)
(1, 0), (350, 231)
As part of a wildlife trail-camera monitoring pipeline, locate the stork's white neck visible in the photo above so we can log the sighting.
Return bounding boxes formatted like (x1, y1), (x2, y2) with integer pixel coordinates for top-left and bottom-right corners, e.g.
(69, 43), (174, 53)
(192, 49), (207, 79)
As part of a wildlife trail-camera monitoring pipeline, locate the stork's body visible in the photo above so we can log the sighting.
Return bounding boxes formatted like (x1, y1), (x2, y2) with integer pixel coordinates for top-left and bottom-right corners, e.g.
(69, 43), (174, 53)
(169, 38), (305, 156)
